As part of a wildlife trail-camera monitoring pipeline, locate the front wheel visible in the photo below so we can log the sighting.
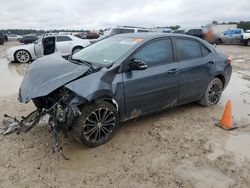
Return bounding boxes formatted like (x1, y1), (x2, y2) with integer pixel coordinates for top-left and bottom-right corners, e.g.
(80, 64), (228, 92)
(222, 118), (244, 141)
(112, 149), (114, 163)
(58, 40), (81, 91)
(14, 50), (31, 63)
(199, 78), (223, 106)
(72, 101), (119, 147)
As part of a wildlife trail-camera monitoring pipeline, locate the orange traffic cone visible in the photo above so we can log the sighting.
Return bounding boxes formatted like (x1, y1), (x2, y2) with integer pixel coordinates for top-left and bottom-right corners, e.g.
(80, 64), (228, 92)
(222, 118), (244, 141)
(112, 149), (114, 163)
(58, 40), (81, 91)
(215, 100), (237, 130)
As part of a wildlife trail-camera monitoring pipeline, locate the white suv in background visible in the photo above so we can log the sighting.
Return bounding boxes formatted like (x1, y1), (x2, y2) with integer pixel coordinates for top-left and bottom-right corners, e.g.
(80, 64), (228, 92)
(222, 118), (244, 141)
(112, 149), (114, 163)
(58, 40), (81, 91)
(92, 26), (152, 43)
(6, 35), (91, 63)
(241, 30), (250, 46)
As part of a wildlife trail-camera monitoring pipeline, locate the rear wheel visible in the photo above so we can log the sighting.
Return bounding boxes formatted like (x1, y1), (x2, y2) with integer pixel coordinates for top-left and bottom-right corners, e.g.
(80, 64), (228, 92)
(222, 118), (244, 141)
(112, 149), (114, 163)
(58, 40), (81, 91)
(216, 39), (222, 45)
(72, 101), (119, 147)
(15, 50), (31, 63)
(199, 78), (223, 106)
(0, 38), (4, 45)
(246, 39), (250, 46)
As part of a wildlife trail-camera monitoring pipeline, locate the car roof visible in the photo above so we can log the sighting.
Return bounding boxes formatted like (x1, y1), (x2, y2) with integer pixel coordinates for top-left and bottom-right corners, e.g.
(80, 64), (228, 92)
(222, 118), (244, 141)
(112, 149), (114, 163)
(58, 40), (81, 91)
(112, 32), (200, 40)
(111, 33), (217, 54)
(44, 34), (73, 38)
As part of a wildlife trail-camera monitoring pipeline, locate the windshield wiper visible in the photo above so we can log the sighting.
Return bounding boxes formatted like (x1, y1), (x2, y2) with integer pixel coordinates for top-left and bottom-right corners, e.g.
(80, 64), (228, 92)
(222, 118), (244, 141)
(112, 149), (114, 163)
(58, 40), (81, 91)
(69, 58), (94, 69)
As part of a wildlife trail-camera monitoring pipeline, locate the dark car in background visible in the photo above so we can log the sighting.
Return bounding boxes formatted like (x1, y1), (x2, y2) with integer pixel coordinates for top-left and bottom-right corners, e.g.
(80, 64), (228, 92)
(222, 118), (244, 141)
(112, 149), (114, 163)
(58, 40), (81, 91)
(19, 33), (232, 147)
(19, 35), (38, 44)
(186, 29), (205, 39)
(0, 32), (8, 45)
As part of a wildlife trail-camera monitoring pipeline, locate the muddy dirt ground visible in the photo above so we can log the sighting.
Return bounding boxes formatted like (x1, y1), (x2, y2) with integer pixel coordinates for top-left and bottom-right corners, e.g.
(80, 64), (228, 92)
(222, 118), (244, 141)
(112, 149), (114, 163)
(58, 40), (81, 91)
(0, 42), (249, 188)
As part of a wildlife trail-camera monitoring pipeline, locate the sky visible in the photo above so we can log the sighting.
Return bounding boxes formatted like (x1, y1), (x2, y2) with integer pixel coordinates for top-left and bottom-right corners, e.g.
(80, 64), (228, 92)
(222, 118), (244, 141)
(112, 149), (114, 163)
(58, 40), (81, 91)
(0, 0), (249, 30)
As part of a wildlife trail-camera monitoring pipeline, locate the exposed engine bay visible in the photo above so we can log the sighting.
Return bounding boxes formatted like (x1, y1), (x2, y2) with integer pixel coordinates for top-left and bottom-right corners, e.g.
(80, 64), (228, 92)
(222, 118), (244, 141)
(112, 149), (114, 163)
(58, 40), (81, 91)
(4, 87), (85, 159)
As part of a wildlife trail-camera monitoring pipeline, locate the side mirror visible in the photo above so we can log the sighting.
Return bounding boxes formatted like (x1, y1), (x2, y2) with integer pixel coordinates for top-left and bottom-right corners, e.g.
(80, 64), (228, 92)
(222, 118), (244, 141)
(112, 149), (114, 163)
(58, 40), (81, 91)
(129, 59), (148, 71)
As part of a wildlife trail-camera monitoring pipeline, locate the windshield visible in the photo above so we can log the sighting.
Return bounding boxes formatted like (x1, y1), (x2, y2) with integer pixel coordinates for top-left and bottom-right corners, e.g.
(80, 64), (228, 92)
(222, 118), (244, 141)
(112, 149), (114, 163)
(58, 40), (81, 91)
(72, 37), (142, 66)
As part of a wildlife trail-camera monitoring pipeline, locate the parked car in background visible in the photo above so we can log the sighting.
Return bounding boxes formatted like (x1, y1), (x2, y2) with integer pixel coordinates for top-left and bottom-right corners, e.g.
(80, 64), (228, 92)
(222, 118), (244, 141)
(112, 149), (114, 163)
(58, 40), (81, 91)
(152, 27), (172, 33)
(18, 33), (232, 147)
(6, 35), (91, 63)
(241, 30), (250, 46)
(0, 32), (8, 45)
(19, 35), (38, 44)
(91, 26), (152, 43)
(173, 29), (187, 34)
(186, 29), (205, 39)
(7, 34), (22, 41)
(216, 28), (244, 44)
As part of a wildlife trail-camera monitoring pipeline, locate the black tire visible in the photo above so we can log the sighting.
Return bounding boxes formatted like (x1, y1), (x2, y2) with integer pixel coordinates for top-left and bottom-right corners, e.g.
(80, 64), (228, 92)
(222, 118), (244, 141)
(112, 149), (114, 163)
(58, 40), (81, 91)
(199, 78), (223, 107)
(0, 38), (4, 45)
(216, 39), (222, 45)
(14, 50), (31, 63)
(72, 46), (83, 54)
(245, 39), (250, 46)
(72, 101), (119, 147)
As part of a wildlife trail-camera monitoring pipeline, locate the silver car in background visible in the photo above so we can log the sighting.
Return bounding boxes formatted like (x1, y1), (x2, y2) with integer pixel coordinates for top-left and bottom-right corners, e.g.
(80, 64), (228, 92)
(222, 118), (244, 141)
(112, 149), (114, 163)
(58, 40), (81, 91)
(216, 28), (244, 44)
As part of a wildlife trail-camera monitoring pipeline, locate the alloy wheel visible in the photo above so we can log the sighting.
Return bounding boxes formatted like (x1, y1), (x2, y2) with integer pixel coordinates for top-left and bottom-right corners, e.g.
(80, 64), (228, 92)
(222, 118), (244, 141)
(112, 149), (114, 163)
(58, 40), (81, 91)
(83, 108), (116, 143)
(207, 79), (223, 104)
(16, 50), (30, 63)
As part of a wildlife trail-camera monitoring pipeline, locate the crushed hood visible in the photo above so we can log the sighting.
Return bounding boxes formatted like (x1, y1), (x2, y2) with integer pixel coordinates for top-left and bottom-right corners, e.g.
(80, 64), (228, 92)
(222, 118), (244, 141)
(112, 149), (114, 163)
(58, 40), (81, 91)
(18, 54), (89, 103)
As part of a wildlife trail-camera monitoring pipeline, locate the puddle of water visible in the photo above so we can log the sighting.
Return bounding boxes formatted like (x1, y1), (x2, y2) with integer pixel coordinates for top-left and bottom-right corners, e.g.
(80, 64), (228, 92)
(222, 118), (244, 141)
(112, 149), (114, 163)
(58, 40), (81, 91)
(208, 131), (250, 168)
(176, 160), (234, 188)
(225, 134), (250, 159)
(0, 58), (28, 97)
(219, 71), (250, 121)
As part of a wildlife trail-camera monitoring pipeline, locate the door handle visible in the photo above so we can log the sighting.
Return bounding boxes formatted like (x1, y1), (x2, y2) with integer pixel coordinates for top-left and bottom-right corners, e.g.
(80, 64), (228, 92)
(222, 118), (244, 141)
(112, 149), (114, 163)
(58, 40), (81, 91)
(208, 61), (214, 65)
(167, 68), (179, 74)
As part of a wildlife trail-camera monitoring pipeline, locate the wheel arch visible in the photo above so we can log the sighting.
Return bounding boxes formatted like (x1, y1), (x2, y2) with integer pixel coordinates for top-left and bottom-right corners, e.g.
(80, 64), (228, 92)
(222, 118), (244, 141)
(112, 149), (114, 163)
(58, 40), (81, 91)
(72, 45), (84, 53)
(214, 74), (225, 88)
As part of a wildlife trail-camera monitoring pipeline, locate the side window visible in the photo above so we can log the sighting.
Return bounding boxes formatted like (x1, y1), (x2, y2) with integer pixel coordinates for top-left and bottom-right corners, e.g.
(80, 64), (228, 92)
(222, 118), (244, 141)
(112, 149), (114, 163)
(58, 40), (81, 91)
(138, 29), (149, 33)
(133, 39), (173, 66)
(56, 36), (72, 42)
(120, 29), (135, 34)
(201, 44), (211, 57)
(234, 30), (241, 34)
(224, 30), (233, 35)
(175, 38), (202, 61)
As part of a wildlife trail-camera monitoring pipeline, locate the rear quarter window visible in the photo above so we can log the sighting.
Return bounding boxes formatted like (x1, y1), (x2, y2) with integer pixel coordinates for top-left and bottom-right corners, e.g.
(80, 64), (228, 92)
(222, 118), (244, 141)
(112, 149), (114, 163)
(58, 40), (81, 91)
(201, 44), (211, 57)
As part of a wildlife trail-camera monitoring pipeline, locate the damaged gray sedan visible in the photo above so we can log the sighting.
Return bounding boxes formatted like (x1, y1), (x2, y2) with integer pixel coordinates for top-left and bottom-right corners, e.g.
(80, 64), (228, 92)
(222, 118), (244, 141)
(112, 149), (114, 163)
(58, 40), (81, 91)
(15, 33), (231, 152)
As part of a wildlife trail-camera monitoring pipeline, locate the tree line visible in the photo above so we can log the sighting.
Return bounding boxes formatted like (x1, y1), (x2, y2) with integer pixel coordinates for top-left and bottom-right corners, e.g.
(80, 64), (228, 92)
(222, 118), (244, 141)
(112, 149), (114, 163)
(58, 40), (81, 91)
(1, 21), (250, 35)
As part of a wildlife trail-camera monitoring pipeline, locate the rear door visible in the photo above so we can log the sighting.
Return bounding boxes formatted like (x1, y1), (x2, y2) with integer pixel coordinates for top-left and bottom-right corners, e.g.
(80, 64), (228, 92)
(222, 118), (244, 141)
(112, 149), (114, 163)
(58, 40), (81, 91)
(222, 30), (233, 43)
(56, 36), (73, 56)
(173, 37), (212, 104)
(122, 38), (180, 116)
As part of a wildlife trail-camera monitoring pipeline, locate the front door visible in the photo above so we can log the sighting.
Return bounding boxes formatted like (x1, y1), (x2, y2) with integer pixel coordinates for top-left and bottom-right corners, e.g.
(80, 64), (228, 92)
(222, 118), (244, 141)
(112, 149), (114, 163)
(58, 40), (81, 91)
(122, 38), (179, 117)
(34, 38), (43, 58)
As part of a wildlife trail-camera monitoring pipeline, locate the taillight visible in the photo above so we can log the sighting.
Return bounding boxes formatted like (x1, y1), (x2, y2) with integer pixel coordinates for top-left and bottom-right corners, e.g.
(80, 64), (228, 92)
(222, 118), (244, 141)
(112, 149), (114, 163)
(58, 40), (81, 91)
(227, 58), (232, 64)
